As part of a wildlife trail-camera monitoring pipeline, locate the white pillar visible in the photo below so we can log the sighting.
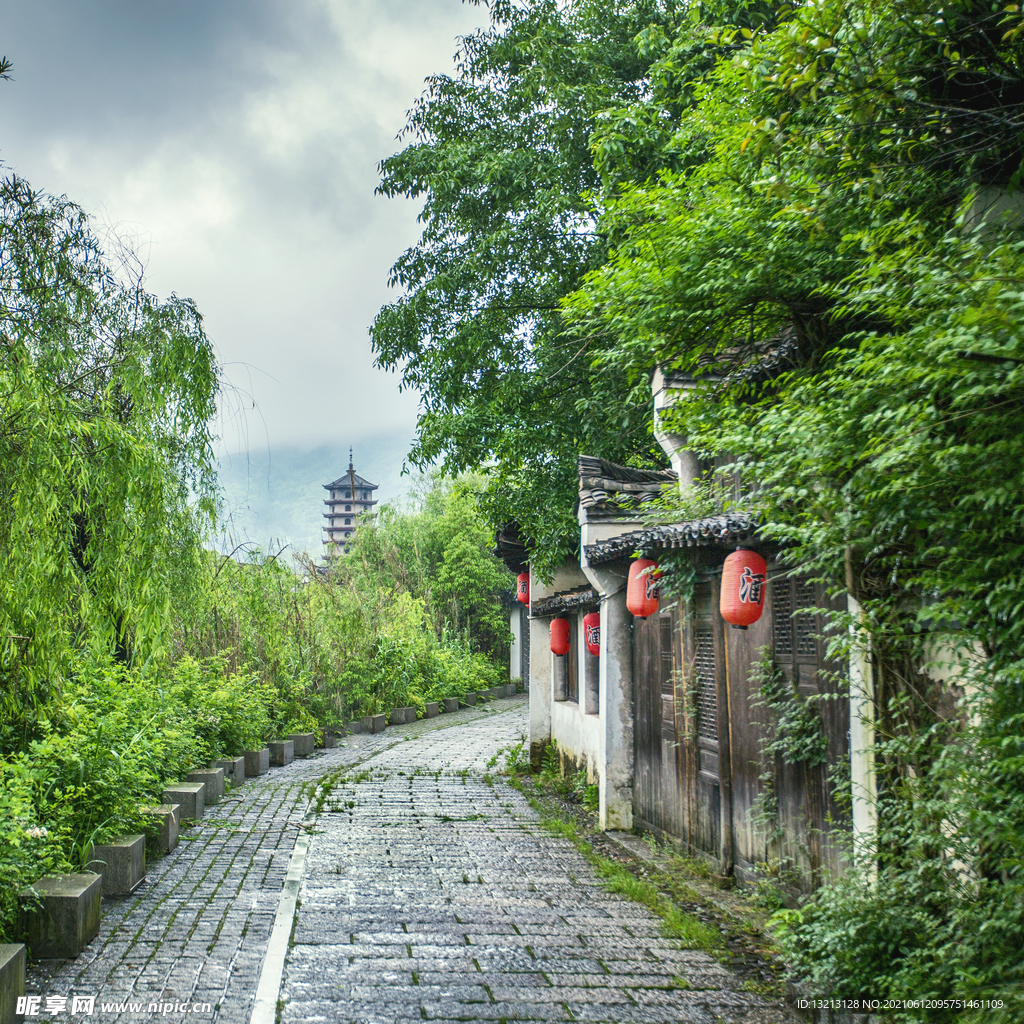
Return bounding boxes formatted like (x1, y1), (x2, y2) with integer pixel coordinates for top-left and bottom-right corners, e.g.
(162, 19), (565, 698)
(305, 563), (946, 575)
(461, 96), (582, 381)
(509, 608), (522, 680)
(528, 609), (552, 768)
(582, 562), (634, 831)
(848, 594), (877, 875)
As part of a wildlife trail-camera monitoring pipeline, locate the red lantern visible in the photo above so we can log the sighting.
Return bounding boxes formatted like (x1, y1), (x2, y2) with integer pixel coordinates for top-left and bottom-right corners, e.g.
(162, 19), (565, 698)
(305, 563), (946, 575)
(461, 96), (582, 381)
(550, 617), (571, 655)
(720, 549), (767, 628)
(516, 572), (530, 605)
(627, 558), (661, 618)
(583, 612), (601, 656)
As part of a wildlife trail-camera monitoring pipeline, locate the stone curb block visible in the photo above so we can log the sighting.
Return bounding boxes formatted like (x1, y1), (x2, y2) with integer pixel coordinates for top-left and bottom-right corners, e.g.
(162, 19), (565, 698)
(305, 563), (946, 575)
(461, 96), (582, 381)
(288, 733), (315, 758)
(244, 748), (270, 777)
(214, 756), (246, 788)
(86, 835), (146, 896)
(347, 720), (365, 735)
(0, 943), (25, 1024)
(141, 804), (179, 854)
(162, 783), (205, 821)
(19, 873), (102, 959)
(269, 740), (294, 766)
(321, 732), (338, 748)
(389, 707), (414, 726)
(425, 702), (439, 718)
(442, 698), (459, 713)
(462, 693), (477, 706)
(187, 767), (224, 804)
(361, 714), (386, 734)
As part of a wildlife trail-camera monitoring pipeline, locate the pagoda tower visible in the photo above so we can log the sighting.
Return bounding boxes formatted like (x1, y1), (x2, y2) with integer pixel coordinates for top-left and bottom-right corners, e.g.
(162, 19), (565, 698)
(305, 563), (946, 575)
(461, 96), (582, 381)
(323, 448), (378, 549)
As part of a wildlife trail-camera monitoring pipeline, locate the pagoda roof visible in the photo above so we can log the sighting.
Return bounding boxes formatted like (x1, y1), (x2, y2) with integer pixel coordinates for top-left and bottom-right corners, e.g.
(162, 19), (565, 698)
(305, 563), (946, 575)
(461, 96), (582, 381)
(324, 472), (378, 490)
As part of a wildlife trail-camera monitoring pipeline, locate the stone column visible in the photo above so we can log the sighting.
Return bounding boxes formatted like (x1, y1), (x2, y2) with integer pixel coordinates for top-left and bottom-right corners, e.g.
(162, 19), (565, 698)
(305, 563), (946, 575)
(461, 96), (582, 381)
(582, 562), (634, 831)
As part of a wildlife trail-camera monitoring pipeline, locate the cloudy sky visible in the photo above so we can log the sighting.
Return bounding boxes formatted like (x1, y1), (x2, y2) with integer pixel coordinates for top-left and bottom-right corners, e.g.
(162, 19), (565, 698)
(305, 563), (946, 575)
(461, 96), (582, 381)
(0, 0), (489, 475)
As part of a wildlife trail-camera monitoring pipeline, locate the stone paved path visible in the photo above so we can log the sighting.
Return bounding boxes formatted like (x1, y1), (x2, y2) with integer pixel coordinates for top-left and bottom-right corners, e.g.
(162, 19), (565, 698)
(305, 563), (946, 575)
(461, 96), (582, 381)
(25, 700), (514, 1024)
(25, 696), (791, 1024)
(282, 700), (793, 1024)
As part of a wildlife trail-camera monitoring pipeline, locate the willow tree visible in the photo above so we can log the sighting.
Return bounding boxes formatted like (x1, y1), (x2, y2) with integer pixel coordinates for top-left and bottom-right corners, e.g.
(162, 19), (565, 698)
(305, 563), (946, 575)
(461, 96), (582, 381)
(0, 176), (218, 715)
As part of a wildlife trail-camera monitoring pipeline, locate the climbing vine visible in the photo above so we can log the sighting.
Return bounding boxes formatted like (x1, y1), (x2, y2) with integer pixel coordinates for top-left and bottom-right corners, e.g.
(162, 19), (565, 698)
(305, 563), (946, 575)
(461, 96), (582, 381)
(748, 646), (829, 842)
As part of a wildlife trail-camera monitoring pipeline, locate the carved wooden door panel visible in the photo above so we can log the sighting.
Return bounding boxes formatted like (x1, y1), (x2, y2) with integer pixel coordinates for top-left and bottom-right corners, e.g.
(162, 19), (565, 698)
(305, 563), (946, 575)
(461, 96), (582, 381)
(768, 573), (847, 887)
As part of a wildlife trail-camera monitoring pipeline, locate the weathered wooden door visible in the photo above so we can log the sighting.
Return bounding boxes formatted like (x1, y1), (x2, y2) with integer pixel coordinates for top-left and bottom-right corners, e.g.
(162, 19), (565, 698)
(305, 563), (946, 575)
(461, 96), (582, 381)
(632, 602), (682, 837)
(680, 583), (723, 860)
(633, 587), (730, 865)
(769, 574), (848, 887)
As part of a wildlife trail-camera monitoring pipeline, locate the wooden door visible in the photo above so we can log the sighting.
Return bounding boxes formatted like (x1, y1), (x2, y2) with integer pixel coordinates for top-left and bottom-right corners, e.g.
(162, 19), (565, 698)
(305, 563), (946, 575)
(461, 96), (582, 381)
(680, 583), (722, 859)
(769, 574), (848, 887)
(632, 602), (684, 836)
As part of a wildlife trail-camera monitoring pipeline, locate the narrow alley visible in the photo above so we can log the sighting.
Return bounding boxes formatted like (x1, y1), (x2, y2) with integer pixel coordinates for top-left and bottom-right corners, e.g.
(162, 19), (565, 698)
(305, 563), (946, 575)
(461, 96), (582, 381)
(25, 697), (792, 1024)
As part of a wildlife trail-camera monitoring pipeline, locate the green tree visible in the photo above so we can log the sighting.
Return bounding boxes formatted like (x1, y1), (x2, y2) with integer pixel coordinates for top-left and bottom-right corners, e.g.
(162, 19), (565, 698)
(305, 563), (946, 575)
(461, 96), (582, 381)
(341, 473), (513, 658)
(371, 0), (695, 575)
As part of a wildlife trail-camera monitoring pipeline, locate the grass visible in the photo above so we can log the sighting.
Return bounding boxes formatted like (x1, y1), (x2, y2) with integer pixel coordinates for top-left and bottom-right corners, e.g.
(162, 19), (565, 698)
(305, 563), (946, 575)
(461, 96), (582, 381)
(533, 808), (724, 956)
(502, 740), (789, 975)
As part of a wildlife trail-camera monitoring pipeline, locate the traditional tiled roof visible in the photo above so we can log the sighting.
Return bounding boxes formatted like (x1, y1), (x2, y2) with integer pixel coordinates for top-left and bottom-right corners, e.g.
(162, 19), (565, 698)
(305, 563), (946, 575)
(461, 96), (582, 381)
(493, 522), (529, 573)
(584, 513), (759, 564)
(324, 471), (377, 490)
(658, 327), (800, 392)
(578, 455), (677, 522)
(531, 586), (598, 618)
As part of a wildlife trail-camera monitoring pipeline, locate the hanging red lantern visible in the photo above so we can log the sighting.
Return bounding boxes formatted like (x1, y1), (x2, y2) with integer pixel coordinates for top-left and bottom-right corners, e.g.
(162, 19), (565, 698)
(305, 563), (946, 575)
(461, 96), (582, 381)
(583, 611), (601, 656)
(516, 572), (530, 605)
(627, 558), (661, 618)
(550, 617), (571, 655)
(720, 549), (767, 628)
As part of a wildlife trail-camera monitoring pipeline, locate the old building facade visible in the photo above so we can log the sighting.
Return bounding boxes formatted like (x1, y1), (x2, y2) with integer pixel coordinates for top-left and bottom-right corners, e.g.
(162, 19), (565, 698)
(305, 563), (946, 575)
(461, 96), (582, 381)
(503, 374), (858, 893)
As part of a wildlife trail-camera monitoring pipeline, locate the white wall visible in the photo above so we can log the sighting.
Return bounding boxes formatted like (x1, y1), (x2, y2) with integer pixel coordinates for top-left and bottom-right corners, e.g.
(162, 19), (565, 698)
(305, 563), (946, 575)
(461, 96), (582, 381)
(548, 609), (601, 780)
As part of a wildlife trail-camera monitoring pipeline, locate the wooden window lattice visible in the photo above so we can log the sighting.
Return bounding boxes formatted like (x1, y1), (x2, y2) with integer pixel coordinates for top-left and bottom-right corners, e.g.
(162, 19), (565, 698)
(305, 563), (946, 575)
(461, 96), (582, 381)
(795, 579), (818, 657)
(773, 585), (793, 656)
(660, 617), (674, 695)
(694, 627), (717, 740)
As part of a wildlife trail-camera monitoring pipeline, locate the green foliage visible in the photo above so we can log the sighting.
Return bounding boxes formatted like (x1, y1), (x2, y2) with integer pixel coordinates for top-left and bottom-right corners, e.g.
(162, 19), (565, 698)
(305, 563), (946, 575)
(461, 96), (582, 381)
(0, 758), (72, 946)
(558, 0), (1024, 1014)
(0, 176), (218, 708)
(501, 736), (530, 776)
(0, 165), (516, 943)
(752, 646), (828, 769)
(0, 651), (279, 942)
(177, 473), (510, 723)
(371, 1), (690, 576)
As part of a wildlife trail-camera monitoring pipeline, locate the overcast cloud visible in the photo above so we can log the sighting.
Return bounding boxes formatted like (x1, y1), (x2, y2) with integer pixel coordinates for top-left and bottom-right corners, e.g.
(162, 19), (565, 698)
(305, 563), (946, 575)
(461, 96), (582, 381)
(0, 0), (488, 463)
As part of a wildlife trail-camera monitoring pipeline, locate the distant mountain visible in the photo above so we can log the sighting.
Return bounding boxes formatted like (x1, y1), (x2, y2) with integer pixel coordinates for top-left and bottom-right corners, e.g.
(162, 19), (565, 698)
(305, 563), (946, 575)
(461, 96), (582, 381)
(215, 432), (420, 557)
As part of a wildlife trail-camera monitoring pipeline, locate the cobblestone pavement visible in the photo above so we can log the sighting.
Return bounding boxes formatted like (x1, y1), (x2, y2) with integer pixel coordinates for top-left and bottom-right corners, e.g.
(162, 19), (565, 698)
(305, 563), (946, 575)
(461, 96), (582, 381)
(25, 700), (513, 1024)
(282, 700), (794, 1024)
